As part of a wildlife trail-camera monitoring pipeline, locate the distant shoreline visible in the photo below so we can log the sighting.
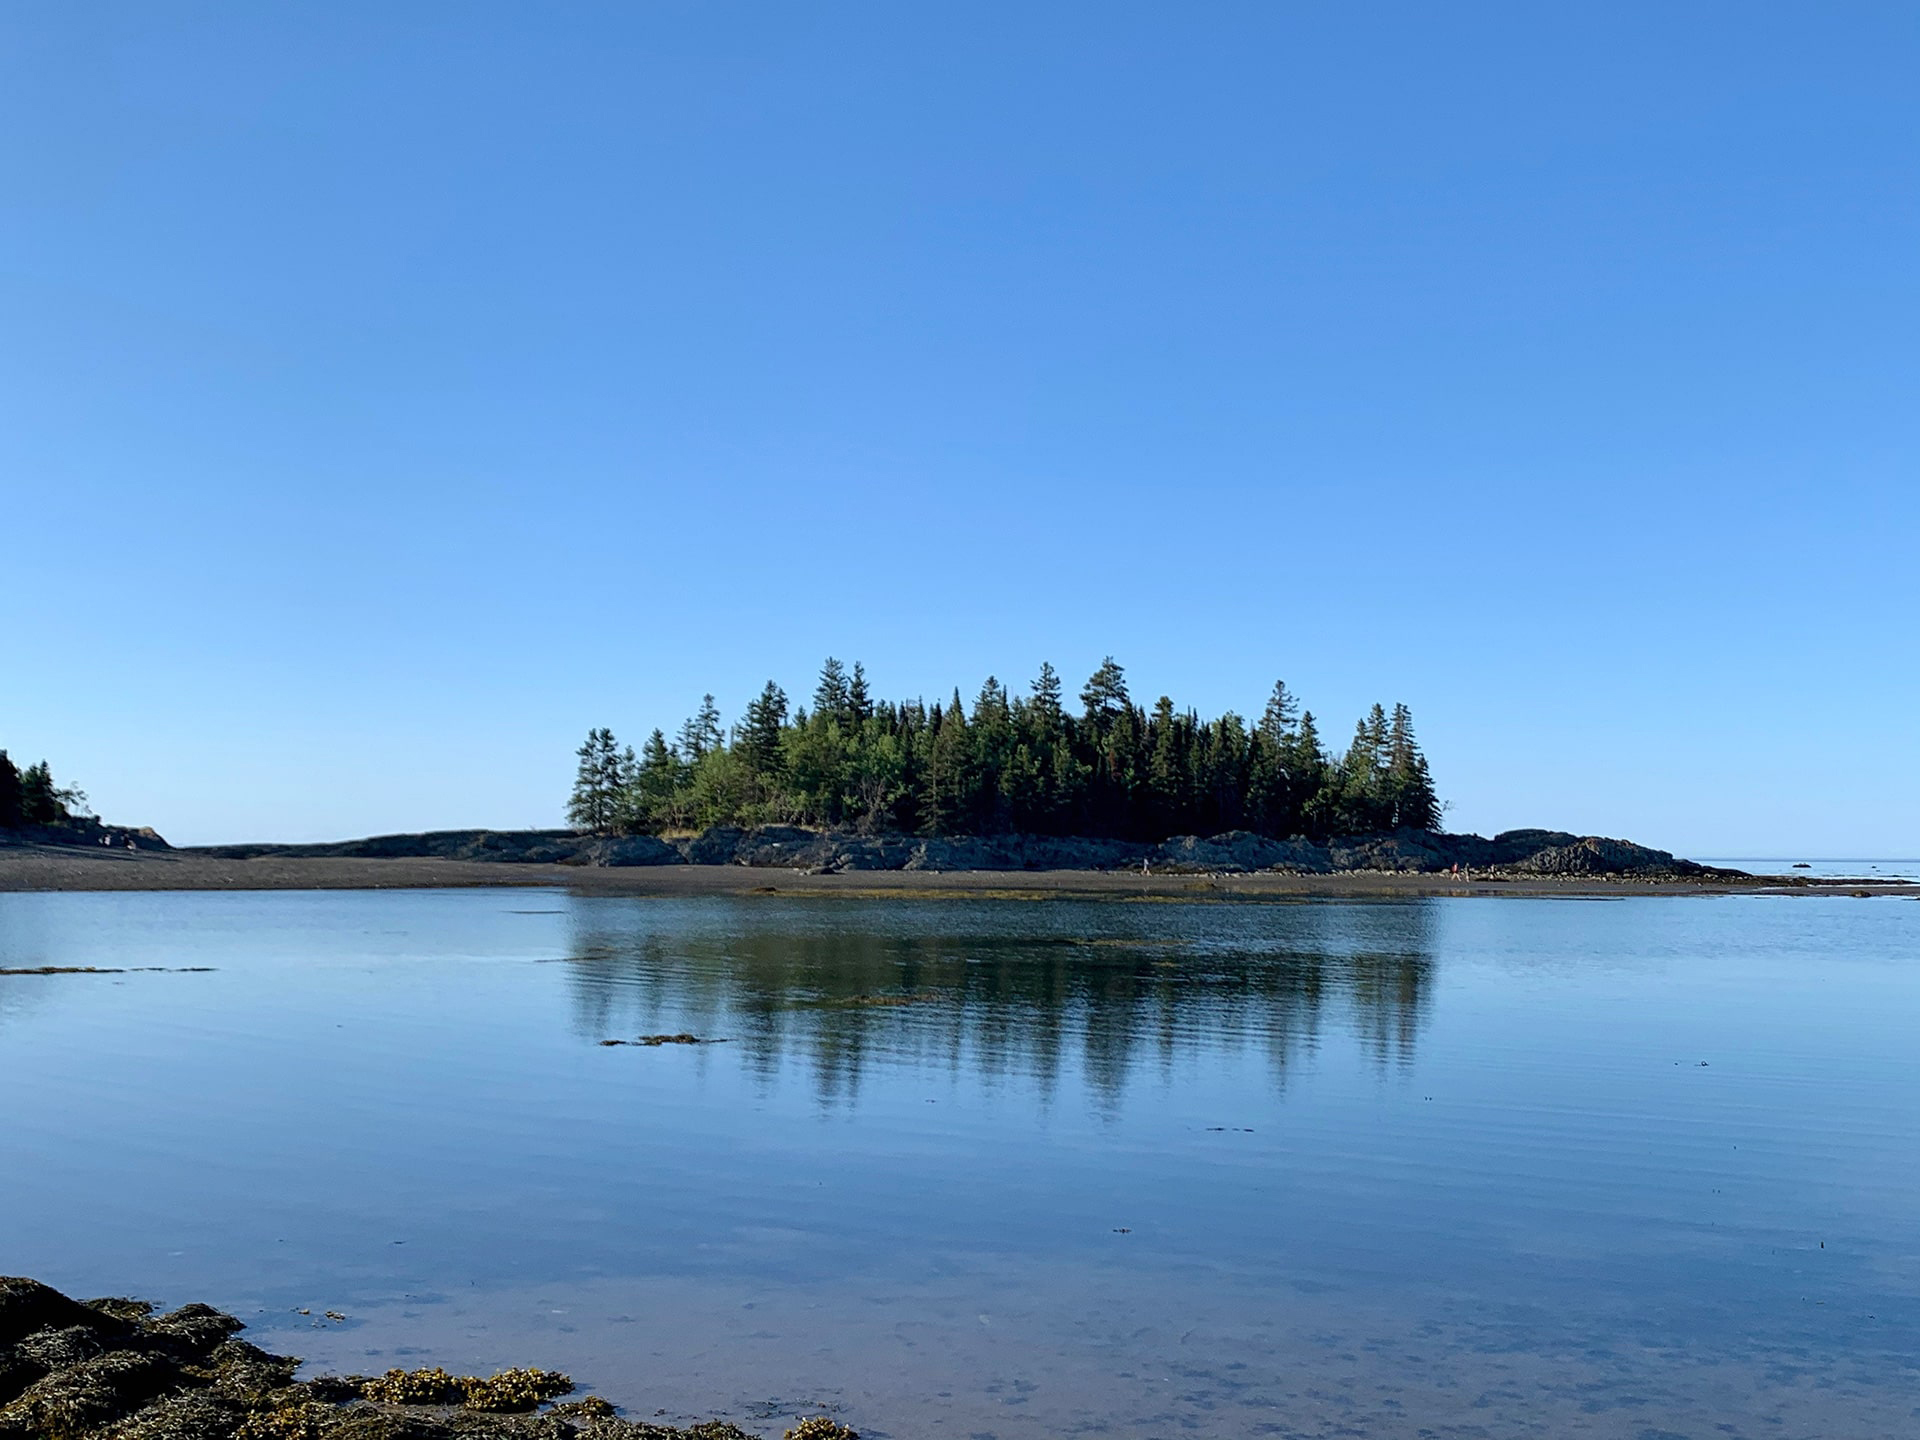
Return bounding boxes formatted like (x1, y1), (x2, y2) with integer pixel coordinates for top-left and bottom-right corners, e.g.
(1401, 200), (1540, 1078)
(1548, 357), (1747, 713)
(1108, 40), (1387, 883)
(1, 843), (1913, 899)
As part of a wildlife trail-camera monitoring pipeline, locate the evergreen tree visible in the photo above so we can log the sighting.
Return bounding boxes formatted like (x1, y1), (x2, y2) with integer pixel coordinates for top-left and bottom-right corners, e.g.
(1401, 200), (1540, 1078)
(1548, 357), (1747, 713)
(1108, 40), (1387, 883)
(970, 677), (1015, 830)
(813, 658), (852, 725)
(1145, 696), (1188, 833)
(0, 751), (22, 828)
(1079, 657), (1131, 730)
(567, 729), (624, 833)
(1291, 711), (1334, 837)
(848, 663), (873, 724)
(19, 762), (60, 826)
(923, 692), (975, 835)
(631, 729), (681, 830)
(677, 695), (724, 761)
(1384, 703), (1440, 830)
(1030, 662), (1065, 734)
(739, 682), (789, 779)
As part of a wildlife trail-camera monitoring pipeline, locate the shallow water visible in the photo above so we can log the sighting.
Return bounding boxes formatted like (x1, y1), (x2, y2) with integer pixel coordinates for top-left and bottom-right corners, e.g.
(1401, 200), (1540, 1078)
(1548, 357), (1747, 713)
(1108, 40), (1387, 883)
(3, 888), (1917, 1439)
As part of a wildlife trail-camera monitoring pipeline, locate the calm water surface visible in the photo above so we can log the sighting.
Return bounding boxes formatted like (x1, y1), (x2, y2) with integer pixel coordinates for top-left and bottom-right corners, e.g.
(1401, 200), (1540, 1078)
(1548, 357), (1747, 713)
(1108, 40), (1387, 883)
(3, 889), (1916, 1438)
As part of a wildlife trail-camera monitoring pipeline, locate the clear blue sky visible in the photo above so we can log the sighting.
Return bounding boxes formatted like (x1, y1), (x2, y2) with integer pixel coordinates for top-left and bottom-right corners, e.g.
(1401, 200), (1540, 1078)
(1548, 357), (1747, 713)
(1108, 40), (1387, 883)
(4, 3), (1915, 854)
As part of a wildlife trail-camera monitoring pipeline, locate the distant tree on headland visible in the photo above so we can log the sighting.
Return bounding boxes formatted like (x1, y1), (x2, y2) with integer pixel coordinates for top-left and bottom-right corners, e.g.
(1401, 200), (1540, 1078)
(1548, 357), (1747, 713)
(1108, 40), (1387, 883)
(0, 749), (91, 829)
(567, 659), (1441, 841)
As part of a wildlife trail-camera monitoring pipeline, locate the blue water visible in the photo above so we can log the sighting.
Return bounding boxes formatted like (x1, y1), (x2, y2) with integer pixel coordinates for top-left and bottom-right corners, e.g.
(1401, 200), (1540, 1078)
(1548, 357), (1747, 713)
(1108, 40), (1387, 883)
(1701, 856), (1920, 882)
(3, 889), (1917, 1438)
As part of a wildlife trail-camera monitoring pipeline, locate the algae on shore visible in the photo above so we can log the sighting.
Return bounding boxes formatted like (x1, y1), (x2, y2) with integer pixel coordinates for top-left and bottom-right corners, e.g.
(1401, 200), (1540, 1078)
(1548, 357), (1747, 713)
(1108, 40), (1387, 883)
(0, 1278), (854, 1440)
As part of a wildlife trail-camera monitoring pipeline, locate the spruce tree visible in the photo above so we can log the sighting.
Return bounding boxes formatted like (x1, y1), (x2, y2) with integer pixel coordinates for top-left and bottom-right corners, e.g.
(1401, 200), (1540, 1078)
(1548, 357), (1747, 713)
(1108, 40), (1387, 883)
(1290, 711), (1332, 837)
(633, 729), (680, 831)
(848, 663), (873, 724)
(677, 695), (724, 760)
(923, 693), (975, 835)
(813, 658), (851, 726)
(1385, 703), (1440, 831)
(739, 682), (789, 778)
(19, 762), (59, 826)
(567, 729), (624, 834)
(1258, 681), (1299, 746)
(1146, 696), (1187, 833)
(0, 751), (21, 829)
(1030, 662), (1065, 734)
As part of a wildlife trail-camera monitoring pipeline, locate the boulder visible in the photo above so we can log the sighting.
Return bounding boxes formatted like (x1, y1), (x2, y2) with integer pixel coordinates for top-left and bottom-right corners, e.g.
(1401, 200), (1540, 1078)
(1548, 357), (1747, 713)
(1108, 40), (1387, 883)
(1154, 832), (1287, 872)
(734, 826), (837, 868)
(674, 827), (749, 865)
(574, 835), (683, 868)
(1325, 831), (1455, 872)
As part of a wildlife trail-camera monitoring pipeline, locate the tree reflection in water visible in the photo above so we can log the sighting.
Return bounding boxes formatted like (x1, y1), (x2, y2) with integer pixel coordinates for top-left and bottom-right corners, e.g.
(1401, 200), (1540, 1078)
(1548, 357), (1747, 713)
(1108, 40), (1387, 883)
(560, 898), (1436, 1107)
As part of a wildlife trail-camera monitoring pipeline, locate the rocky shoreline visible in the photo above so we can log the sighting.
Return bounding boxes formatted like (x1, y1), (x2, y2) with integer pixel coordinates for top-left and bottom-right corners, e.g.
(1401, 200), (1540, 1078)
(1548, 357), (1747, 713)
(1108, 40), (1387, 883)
(187, 825), (1729, 880)
(0, 1277), (848, 1440)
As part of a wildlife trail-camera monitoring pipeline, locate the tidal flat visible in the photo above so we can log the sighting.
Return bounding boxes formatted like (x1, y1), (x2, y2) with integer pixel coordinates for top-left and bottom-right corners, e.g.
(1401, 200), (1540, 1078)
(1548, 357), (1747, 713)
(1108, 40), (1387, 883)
(3, 888), (1917, 1438)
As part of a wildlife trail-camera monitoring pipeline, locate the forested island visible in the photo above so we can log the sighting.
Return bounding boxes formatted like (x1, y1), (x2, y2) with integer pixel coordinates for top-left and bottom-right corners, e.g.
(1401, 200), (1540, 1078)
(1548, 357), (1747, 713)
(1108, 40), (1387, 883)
(3, 665), (1750, 884)
(568, 658), (1439, 842)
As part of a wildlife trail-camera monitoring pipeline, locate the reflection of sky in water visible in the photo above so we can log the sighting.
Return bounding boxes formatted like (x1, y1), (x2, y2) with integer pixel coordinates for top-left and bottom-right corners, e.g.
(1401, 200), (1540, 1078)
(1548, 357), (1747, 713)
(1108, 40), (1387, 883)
(2, 889), (1917, 1438)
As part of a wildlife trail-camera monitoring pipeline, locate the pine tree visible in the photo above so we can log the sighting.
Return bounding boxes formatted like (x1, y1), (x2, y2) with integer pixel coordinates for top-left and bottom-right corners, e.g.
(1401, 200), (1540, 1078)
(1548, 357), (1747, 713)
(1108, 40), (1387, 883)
(0, 751), (22, 829)
(1385, 703), (1440, 831)
(923, 693), (975, 834)
(1079, 657), (1131, 730)
(1030, 662), (1065, 734)
(971, 677), (1014, 830)
(677, 695), (724, 761)
(739, 682), (789, 778)
(848, 663), (873, 724)
(813, 658), (852, 726)
(1146, 696), (1188, 833)
(567, 729), (624, 833)
(632, 729), (681, 830)
(1290, 711), (1333, 837)
(1258, 681), (1299, 747)
(19, 762), (60, 826)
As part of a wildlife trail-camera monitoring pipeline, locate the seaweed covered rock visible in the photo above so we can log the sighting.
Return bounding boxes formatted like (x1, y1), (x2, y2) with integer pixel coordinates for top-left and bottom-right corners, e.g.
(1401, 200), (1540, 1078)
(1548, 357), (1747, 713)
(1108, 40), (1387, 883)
(0, 1279), (840, 1440)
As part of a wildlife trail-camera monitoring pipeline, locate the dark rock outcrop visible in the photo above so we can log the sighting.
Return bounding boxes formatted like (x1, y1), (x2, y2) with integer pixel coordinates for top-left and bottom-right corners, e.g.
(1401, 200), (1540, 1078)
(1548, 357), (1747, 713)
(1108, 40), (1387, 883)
(576, 835), (682, 868)
(1510, 835), (1694, 876)
(184, 823), (1718, 879)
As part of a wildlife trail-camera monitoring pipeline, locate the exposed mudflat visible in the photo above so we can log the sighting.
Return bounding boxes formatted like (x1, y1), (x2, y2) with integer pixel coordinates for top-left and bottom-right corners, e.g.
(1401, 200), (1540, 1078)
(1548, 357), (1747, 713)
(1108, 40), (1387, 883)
(0, 1277), (849, 1440)
(2, 842), (1912, 898)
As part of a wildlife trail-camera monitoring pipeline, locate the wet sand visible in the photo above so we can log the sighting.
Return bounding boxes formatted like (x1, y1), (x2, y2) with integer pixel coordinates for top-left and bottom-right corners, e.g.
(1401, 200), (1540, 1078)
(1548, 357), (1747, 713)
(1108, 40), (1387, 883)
(3, 843), (1910, 899)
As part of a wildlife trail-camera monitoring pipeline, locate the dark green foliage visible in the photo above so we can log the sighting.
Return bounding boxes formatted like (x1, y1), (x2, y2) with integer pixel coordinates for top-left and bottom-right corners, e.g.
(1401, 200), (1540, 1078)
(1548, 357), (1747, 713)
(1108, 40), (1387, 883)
(675, 694), (724, 761)
(0, 752), (21, 828)
(569, 663), (1442, 842)
(566, 728), (628, 834)
(738, 682), (789, 781)
(0, 751), (88, 829)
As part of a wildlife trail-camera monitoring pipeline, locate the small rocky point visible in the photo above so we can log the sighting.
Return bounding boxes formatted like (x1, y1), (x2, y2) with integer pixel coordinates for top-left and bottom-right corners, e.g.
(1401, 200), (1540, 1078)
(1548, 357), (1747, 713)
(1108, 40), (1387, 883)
(0, 1278), (853, 1440)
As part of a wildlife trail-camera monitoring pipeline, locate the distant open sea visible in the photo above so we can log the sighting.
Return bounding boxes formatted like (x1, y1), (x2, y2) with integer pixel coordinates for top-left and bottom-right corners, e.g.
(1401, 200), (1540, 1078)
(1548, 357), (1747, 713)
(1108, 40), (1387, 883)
(1698, 857), (1920, 881)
